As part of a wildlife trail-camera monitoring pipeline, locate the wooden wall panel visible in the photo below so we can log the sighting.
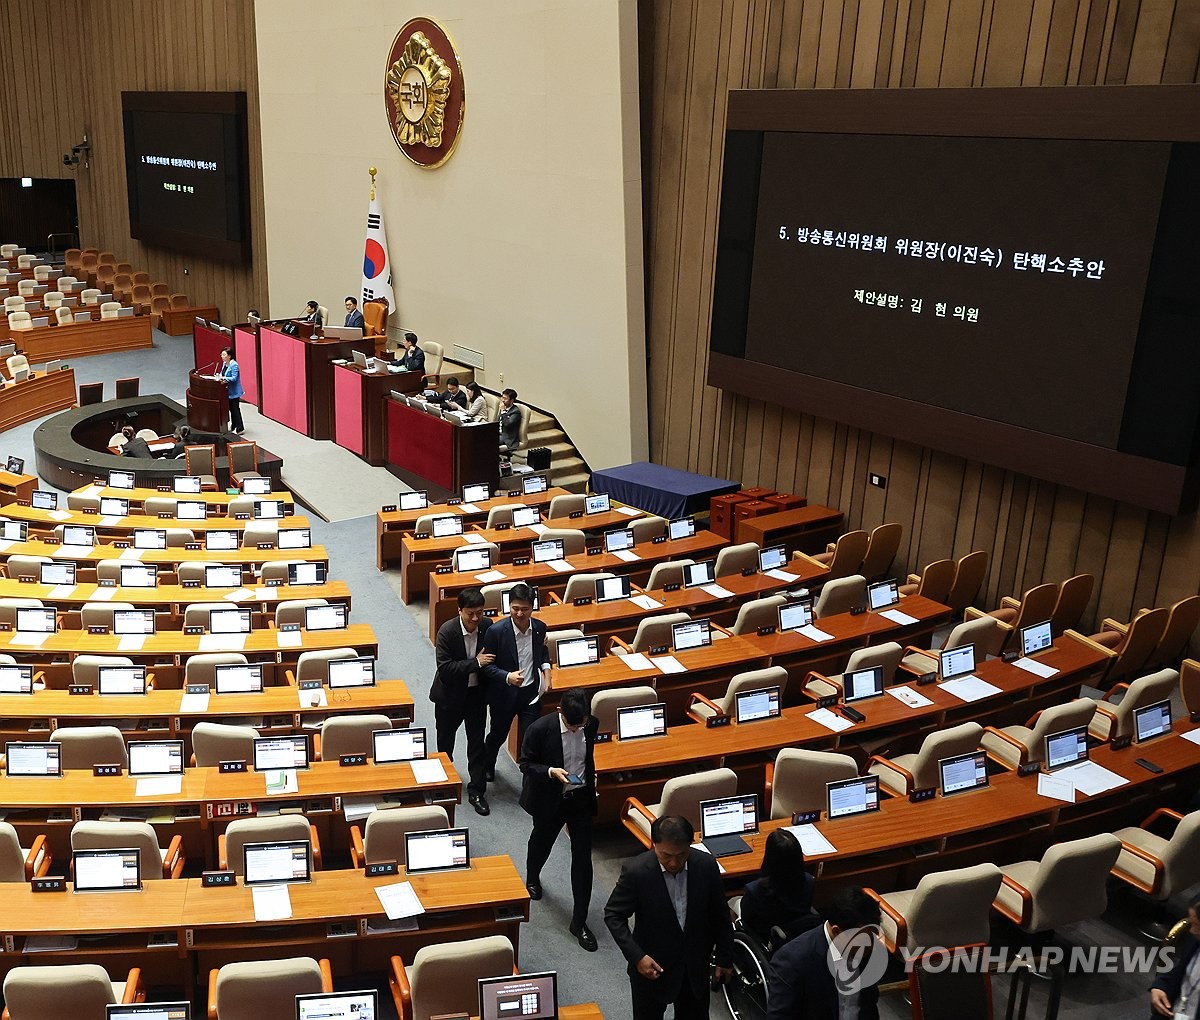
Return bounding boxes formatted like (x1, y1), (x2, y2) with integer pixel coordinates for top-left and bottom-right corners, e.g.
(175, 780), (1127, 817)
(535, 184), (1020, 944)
(641, 0), (1200, 646)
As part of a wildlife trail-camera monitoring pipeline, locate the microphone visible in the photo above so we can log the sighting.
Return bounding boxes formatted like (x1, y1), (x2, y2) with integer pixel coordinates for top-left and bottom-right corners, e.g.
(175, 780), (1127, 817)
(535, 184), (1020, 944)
(198, 361), (217, 376)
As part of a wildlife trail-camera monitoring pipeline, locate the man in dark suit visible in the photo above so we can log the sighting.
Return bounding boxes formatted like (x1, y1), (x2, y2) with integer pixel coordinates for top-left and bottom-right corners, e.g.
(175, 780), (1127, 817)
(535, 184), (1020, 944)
(343, 296), (365, 329)
(1150, 896), (1200, 1018)
(427, 376), (469, 410)
(765, 886), (883, 1020)
(119, 426), (154, 459)
(397, 332), (426, 373)
(604, 815), (734, 1020)
(430, 588), (494, 812)
(518, 688), (599, 951)
(479, 582), (549, 813)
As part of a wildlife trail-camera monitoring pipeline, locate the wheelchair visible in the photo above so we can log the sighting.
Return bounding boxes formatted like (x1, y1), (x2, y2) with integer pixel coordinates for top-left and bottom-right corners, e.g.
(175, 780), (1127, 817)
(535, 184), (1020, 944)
(717, 895), (822, 1019)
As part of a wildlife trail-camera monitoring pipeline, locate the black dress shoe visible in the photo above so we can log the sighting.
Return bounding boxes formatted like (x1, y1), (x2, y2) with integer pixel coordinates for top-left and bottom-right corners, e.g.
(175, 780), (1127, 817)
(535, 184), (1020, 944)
(468, 792), (490, 816)
(569, 922), (598, 952)
(526, 880), (543, 900)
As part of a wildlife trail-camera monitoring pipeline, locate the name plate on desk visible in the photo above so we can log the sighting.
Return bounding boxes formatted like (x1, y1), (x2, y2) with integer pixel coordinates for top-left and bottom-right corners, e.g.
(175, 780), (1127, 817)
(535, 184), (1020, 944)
(266, 578), (284, 587)
(31, 877), (66, 892)
(741, 566), (758, 577)
(298, 679), (322, 690)
(256, 542), (275, 550)
(756, 625), (777, 636)
(183, 580), (200, 588)
(186, 684), (210, 695)
(508, 490), (521, 498)
(1191, 710), (1200, 724)
(281, 623), (301, 632)
(114, 541), (130, 549)
(235, 512), (250, 520)
(435, 565), (453, 575)
(446, 498), (462, 506)
(87, 626), (109, 635)
(917, 672), (938, 686)
(816, 694), (838, 709)
(366, 860), (398, 877)
(202, 870), (236, 888)
(909, 787), (936, 803)
(850, 605), (867, 616)
(0, 624), (9, 632)
(1017, 762), (1041, 777)
(93, 763), (123, 777)
(494, 523), (511, 531)
(649, 645), (668, 656)
(219, 760), (247, 773)
(184, 542), (202, 551)
(157, 512), (173, 519)
(68, 684), (93, 696)
(652, 536), (667, 544)
(586, 547), (603, 556)
(706, 715), (732, 729)
(513, 557), (530, 566)
(663, 583), (681, 592)
(157, 484), (172, 492)
(792, 810), (820, 825)
(410, 532), (428, 540)
(185, 625), (204, 635)
(381, 505), (397, 513)
(81, 506), (98, 515)
(1002, 650), (1019, 662)
(594, 731), (613, 744)
(17, 575), (35, 584)
(339, 753), (367, 767)
(1111, 735), (1132, 751)
(572, 597), (593, 606)
(568, 510), (583, 519)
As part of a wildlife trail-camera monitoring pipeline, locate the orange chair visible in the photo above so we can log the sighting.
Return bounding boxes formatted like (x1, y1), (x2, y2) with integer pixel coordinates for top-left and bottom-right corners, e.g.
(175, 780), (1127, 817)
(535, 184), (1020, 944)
(170, 293), (189, 309)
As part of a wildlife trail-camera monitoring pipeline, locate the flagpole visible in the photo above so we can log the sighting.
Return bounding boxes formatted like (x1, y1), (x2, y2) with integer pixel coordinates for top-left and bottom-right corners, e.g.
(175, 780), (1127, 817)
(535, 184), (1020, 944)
(369, 166), (376, 201)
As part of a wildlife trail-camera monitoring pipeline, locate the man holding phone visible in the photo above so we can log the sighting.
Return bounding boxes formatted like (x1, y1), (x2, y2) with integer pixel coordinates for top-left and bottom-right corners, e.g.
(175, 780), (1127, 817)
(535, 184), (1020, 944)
(517, 687), (599, 952)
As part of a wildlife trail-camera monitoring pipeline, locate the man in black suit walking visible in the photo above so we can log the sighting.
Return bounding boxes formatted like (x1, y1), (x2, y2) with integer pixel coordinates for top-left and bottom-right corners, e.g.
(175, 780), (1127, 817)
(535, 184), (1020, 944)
(430, 588), (494, 812)
(479, 582), (549, 813)
(604, 815), (734, 1019)
(518, 688), (599, 951)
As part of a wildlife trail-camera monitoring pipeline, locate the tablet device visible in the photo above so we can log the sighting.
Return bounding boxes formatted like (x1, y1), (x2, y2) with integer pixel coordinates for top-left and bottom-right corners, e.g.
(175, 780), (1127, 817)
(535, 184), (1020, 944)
(398, 491), (428, 511)
(107, 470), (135, 490)
(304, 604), (347, 631)
(16, 607), (56, 633)
(617, 703), (667, 740)
(128, 739), (185, 776)
(0, 664), (34, 694)
(73, 848), (141, 892)
(120, 563), (158, 588)
(242, 840), (312, 885)
(40, 561), (76, 586)
(671, 618), (712, 651)
(100, 496), (130, 517)
(682, 560), (716, 588)
(242, 476), (272, 495)
(668, 517), (695, 540)
(522, 475), (548, 495)
(455, 547), (492, 572)
(175, 500), (207, 521)
(61, 524), (95, 547)
(1044, 725), (1089, 771)
(478, 973), (557, 1020)
(205, 564), (243, 588)
(277, 528), (311, 549)
(0, 519), (27, 542)
(107, 1003), (192, 1020)
(555, 635), (600, 667)
(511, 506), (540, 529)
(867, 579), (899, 610)
(595, 575), (632, 602)
(5, 741), (61, 776)
(939, 750), (989, 796)
(205, 529), (240, 551)
(173, 475), (202, 493)
(826, 776), (881, 819)
(287, 562), (325, 586)
(1020, 620), (1053, 657)
(585, 493), (611, 514)
(113, 609), (155, 635)
(462, 482), (490, 503)
(214, 663), (263, 694)
(372, 727), (426, 763)
(253, 735), (310, 771)
(532, 539), (565, 563)
(403, 828), (470, 874)
(97, 665), (147, 695)
(295, 991), (378, 1020)
(254, 500), (284, 520)
(699, 793), (759, 857)
(134, 528), (167, 549)
(327, 656), (376, 689)
(758, 545), (788, 572)
(734, 686), (781, 723)
(843, 665), (885, 703)
(209, 608), (251, 634)
(501, 587), (540, 613)
(939, 643), (976, 681)
(431, 515), (464, 538)
(32, 489), (58, 509)
(604, 528), (634, 553)
(1134, 700), (1172, 743)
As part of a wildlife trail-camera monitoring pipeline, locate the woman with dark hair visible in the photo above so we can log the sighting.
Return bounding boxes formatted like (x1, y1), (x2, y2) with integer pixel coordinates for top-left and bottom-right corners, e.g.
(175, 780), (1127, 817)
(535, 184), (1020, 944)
(464, 381), (488, 421)
(740, 828), (818, 944)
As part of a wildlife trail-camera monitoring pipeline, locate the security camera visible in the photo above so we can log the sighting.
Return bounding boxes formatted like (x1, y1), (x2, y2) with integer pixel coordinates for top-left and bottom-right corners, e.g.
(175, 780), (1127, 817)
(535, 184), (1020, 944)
(62, 152), (78, 167)
(62, 138), (90, 170)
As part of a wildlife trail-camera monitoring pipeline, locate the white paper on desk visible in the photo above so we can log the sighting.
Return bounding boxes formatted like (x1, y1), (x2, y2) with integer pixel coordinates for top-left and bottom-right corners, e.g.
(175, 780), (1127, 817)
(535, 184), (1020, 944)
(459, 502), (480, 514)
(526, 522), (548, 537)
(276, 630), (303, 648)
(81, 484), (103, 497)
(628, 594), (662, 610)
(410, 758), (448, 784)
(48, 584), (78, 599)
(89, 585), (118, 600)
(616, 506), (640, 516)
(765, 568), (800, 582)
(1058, 760), (1129, 796)
(264, 769), (299, 795)
(223, 588), (253, 603)
(342, 795), (378, 823)
(99, 515), (123, 526)
(376, 880), (425, 921)
(117, 635), (146, 652)
(940, 676), (1002, 703)
(1182, 728), (1200, 746)
(1013, 656), (1059, 678)
(24, 935), (78, 953)
(198, 633), (247, 652)
(54, 546), (93, 559)
(797, 624), (834, 643)
(47, 509), (71, 521)
(611, 550), (640, 563)
(254, 586), (280, 601)
(474, 569), (506, 583)
(136, 775), (183, 798)
(1036, 773), (1075, 803)
(807, 707), (853, 732)
(649, 655), (686, 675)
(298, 687), (328, 708)
(9, 632), (49, 647)
(462, 532), (486, 545)
(616, 652), (654, 671)
(252, 884), (293, 921)
(119, 547), (144, 561)
(0, 539), (11, 552)
(178, 691), (210, 713)
(784, 823), (837, 856)
(701, 583), (734, 598)
(548, 559), (574, 573)
(886, 685), (934, 709)
(880, 608), (919, 626)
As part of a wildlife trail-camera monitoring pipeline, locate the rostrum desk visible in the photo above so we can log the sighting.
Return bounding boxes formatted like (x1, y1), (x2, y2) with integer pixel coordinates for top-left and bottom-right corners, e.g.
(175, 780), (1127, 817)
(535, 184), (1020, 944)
(385, 394), (500, 499)
(333, 363), (424, 465)
(185, 370), (229, 434)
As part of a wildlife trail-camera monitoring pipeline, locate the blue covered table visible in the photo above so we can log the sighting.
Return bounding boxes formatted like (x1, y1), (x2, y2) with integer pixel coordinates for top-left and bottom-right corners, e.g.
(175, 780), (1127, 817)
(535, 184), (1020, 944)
(590, 461), (739, 520)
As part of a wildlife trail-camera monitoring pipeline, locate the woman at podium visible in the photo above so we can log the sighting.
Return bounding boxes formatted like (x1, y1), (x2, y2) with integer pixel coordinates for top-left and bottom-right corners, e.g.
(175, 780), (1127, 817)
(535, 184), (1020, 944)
(219, 347), (245, 434)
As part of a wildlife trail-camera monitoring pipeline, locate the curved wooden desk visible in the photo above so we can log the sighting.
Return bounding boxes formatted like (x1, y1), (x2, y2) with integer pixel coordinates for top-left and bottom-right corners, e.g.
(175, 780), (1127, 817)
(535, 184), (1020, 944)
(0, 502), (310, 536)
(0, 369), (75, 432)
(4, 315), (153, 358)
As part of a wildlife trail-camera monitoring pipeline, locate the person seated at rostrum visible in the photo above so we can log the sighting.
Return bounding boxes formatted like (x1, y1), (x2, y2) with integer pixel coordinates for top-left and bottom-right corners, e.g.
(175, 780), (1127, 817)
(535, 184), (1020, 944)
(426, 376), (469, 410)
(498, 388), (522, 457)
(463, 381), (488, 421)
(299, 300), (322, 325)
(343, 296), (364, 329)
(396, 331), (425, 374)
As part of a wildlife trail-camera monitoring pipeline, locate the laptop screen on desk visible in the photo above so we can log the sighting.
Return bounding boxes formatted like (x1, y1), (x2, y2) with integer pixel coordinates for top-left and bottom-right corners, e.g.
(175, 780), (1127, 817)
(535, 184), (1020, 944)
(372, 727), (426, 763)
(243, 840), (311, 885)
(277, 528), (311, 549)
(173, 475), (202, 493)
(462, 483), (490, 503)
(683, 561), (716, 588)
(585, 493), (610, 514)
(669, 517), (696, 540)
(0, 665), (34, 694)
(113, 609), (155, 634)
(555, 636), (599, 668)
(398, 491), (428, 511)
(1021, 620), (1053, 656)
(288, 562), (326, 586)
(176, 500), (206, 521)
(40, 561), (76, 586)
(100, 497), (129, 517)
(295, 991), (377, 1020)
(759, 545), (787, 572)
(700, 794), (759, 839)
(62, 524), (95, 547)
(16, 607), (56, 633)
(108, 470), (135, 490)
(5, 741), (60, 776)
(32, 489), (57, 510)
(404, 828), (470, 874)
(778, 600), (814, 631)
(73, 848), (141, 892)
(455, 547), (492, 573)
(1044, 726), (1089, 771)
(604, 528), (634, 553)
(107, 1003), (191, 1020)
(98, 665), (147, 695)
(511, 506), (540, 528)
(214, 663), (263, 694)
(431, 515), (463, 538)
(203, 529), (238, 551)
(844, 666), (885, 703)
(128, 740), (184, 776)
(209, 608), (251, 634)
(242, 476), (271, 495)
(1135, 700), (1172, 743)
(253, 735), (310, 771)
(522, 475), (548, 495)
(0, 519), (27, 542)
(939, 644), (976, 681)
(121, 564), (158, 588)
(305, 604), (347, 631)
(735, 686), (781, 723)
(479, 973), (558, 1020)
(135, 528), (167, 549)
(671, 619), (712, 651)
(254, 500), (284, 520)
(532, 539), (564, 563)
(867, 580), (899, 610)
(939, 751), (989, 796)
(617, 703), (667, 740)
(596, 575), (631, 602)
(826, 776), (881, 819)
(205, 565), (242, 588)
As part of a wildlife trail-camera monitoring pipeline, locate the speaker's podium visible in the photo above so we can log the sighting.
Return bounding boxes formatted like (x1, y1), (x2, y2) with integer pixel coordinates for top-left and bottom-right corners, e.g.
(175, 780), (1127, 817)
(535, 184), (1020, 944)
(186, 371), (228, 434)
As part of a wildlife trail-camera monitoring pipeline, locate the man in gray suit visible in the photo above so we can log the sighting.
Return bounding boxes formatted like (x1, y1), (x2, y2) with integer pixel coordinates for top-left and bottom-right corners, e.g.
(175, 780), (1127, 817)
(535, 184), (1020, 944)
(498, 387), (522, 456)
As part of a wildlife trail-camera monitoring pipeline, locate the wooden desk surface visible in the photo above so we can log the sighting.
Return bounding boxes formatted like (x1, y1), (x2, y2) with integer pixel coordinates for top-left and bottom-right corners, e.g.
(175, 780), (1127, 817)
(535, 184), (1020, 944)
(78, 483), (294, 506)
(0, 539), (329, 569)
(377, 486), (585, 530)
(0, 502), (311, 533)
(0, 369), (77, 433)
(0, 872), (188, 933)
(6, 314), (153, 358)
(0, 577), (352, 611)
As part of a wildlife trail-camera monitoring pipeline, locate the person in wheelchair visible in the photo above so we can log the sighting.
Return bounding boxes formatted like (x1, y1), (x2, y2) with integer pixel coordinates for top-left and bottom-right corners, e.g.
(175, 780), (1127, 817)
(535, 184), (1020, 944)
(741, 829), (821, 949)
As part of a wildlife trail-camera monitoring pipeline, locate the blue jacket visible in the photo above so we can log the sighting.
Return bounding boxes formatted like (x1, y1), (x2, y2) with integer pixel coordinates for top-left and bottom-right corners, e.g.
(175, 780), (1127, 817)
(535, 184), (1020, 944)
(345, 309), (364, 329)
(222, 359), (245, 399)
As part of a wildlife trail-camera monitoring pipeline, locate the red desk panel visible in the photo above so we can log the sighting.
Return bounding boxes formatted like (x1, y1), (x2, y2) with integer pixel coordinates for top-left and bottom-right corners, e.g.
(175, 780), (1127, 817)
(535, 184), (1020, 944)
(233, 325), (260, 408)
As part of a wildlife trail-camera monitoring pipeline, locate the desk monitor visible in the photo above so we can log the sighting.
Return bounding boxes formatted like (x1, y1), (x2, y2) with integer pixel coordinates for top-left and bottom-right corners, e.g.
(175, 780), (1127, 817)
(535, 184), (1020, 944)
(604, 528), (634, 553)
(113, 609), (155, 635)
(0, 519), (27, 542)
(422, 402), (445, 419)
(455, 547), (492, 573)
(671, 618), (712, 651)
(1044, 725), (1089, 772)
(74, 310), (91, 322)
(404, 827), (470, 874)
(939, 750), (989, 797)
(209, 608), (251, 634)
(100, 496), (130, 517)
(134, 528), (167, 550)
(1020, 620), (1054, 657)
(398, 490), (428, 511)
(758, 545), (788, 572)
(296, 991), (377, 1020)
(253, 735), (310, 771)
(40, 560), (76, 586)
(5, 741), (61, 776)
(778, 600), (814, 631)
(73, 848), (141, 892)
(826, 775), (881, 820)
(867, 579), (900, 611)
(511, 506), (540, 529)
(62, 524), (96, 547)
(939, 644), (976, 682)
(97, 665), (147, 695)
(107, 1003), (191, 1020)
(522, 474), (548, 495)
(668, 517), (696, 540)
(288, 562), (326, 586)
(328, 656), (376, 689)
(734, 686), (782, 723)
(843, 666), (885, 704)
(327, 326), (364, 343)
(176, 500), (207, 521)
(6, 455), (24, 473)
(431, 515), (463, 538)
(1134, 700), (1172, 743)
(254, 499), (284, 520)
(128, 739), (185, 776)
(478, 972), (558, 1020)
(555, 635), (599, 668)
(214, 663), (263, 694)
(120, 563), (158, 588)
(108, 469), (135, 490)
(304, 604), (347, 631)
(16, 607), (56, 633)
(277, 528), (311, 549)
(351, 348), (368, 367)
(205, 529), (240, 551)
(173, 475), (202, 493)
(97, 293), (114, 302)
(116, 306), (134, 318)
(242, 840), (312, 885)
(596, 575), (632, 603)
(683, 560), (717, 589)
(462, 482), (490, 503)
(32, 489), (57, 509)
(501, 587), (540, 613)
(532, 539), (565, 564)
(205, 564), (243, 588)
(372, 726), (426, 763)
(46, 361), (62, 374)
(617, 703), (667, 740)
(585, 493), (611, 514)
(0, 665), (34, 694)
(699, 793), (759, 857)
(242, 476), (272, 495)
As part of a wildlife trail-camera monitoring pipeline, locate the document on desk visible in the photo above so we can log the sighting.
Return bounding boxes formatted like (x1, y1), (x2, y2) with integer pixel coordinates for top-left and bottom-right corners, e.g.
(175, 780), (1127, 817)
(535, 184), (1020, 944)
(806, 708), (854, 733)
(376, 880), (425, 920)
(1182, 728), (1200, 747)
(48, 584), (78, 599)
(700, 583), (734, 598)
(223, 588), (254, 603)
(136, 775), (183, 798)
(616, 652), (654, 671)
(48, 509), (72, 521)
(275, 631), (303, 648)
(252, 884), (293, 922)
(1012, 656), (1059, 678)
(458, 502), (480, 513)
(1057, 760), (1129, 796)
(254, 586), (281, 601)
(797, 624), (834, 642)
(9, 632), (50, 647)
(611, 550), (640, 562)
(879, 608), (919, 626)
(298, 687), (328, 708)
(99, 515), (123, 526)
(939, 675), (1003, 703)
(547, 559), (574, 572)
(80, 484), (103, 497)
(649, 655), (686, 674)
(474, 569), (507, 583)
(342, 795), (378, 823)
(199, 634), (248, 652)
(462, 532), (487, 545)
(615, 506), (640, 516)
(117, 635), (146, 652)
(410, 758), (448, 784)
(178, 691), (211, 713)
(54, 546), (94, 559)
(23, 935), (79, 953)
(119, 547), (144, 560)
(0, 540), (11, 553)
(764, 568), (800, 582)
(886, 685), (934, 709)
(1036, 773), (1076, 803)
(89, 585), (118, 599)
(628, 594), (662, 611)
(784, 823), (837, 857)
(264, 769), (299, 795)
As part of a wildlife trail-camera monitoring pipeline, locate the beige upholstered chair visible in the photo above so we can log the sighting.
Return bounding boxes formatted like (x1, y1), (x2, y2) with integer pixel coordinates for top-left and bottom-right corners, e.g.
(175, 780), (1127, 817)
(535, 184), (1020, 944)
(728, 594), (788, 635)
(80, 287), (102, 305)
(80, 600), (136, 631)
(803, 529), (868, 580)
(992, 833), (1122, 933)
(227, 495), (256, 518)
(590, 685), (659, 732)
(182, 601), (230, 631)
(2, 295), (25, 312)
(185, 444), (218, 490)
(451, 543), (499, 571)
(49, 725), (128, 770)
(389, 935), (514, 1020)
(898, 557), (955, 601)
(67, 492), (102, 512)
(484, 504), (524, 528)
(560, 572), (616, 603)
(860, 522), (903, 580)
(99, 300), (121, 319)
(6, 311), (32, 331)
(814, 574), (866, 618)
(1182, 659), (1200, 716)
(71, 654), (138, 689)
(192, 721), (258, 766)
(227, 441), (259, 484)
(3, 964), (143, 1018)
(613, 611), (692, 654)
(544, 628), (586, 663)
(867, 722), (983, 795)
(42, 290), (64, 308)
(621, 767), (737, 849)
(981, 698), (1098, 769)
(687, 665), (788, 723)
(766, 748), (859, 819)
(1099, 596), (1200, 672)
(419, 339), (444, 380)
(350, 805), (450, 868)
(548, 493), (586, 518)
(1088, 667), (1178, 742)
(714, 542), (760, 578)
(645, 559), (695, 589)
(480, 581), (522, 612)
(538, 527), (586, 556)
(176, 560), (216, 584)
(1111, 808), (1200, 900)
(0, 596), (47, 627)
(287, 647), (358, 686)
(241, 523), (280, 547)
(804, 642), (903, 700)
(209, 957), (331, 1020)
(318, 714), (391, 760)
(630, 515), (668, 544)
(0, 821), (51, 882)
(70, 819), (184, 879)
(220, 814), (321, 874)
(259, 560), (307, 584)
(1047, 573), (1095, 635)
(276, 597), (330, 629)
(54, 305), (73, 325)
(868, 863), (1003, 953)
(142, 496), (181, 516)
(967, 582), (1057, 650)
(900, 614), (1008, 675)
(4, 558), (50, 581)
(184, 652), (249, 687)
